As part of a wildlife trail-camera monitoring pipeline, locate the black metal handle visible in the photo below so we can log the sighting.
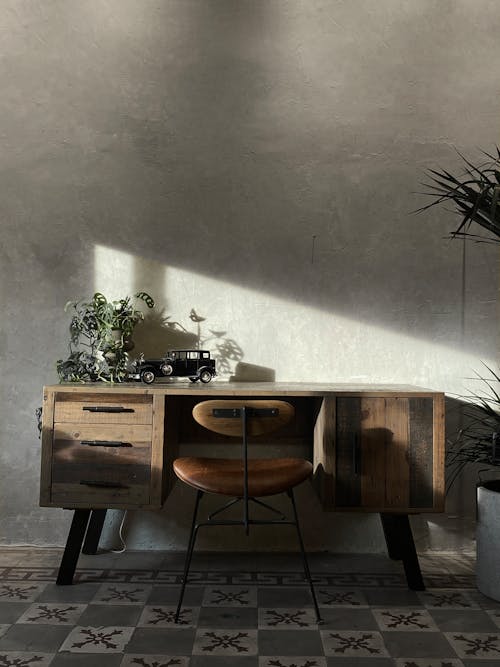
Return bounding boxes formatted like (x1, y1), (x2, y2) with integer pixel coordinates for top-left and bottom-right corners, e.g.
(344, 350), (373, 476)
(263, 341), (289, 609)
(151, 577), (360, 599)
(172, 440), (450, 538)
(80, 440), (132, 448)
(83, 406), (134, 413)
(79, 480), (128, 489)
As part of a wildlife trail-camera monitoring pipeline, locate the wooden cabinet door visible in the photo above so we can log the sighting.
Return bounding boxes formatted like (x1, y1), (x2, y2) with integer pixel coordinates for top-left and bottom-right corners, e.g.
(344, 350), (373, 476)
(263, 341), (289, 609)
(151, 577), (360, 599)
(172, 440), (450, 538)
(333, 396), (443, 512)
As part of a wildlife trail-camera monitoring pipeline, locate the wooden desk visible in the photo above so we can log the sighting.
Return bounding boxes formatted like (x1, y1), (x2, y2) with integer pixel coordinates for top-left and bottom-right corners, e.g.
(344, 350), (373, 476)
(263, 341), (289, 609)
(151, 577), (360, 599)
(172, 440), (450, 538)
(40, 382), (445, 588)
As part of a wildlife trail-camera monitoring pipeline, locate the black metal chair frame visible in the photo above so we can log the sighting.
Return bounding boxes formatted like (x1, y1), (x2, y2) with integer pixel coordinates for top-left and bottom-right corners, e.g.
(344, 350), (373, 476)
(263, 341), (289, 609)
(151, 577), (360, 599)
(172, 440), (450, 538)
(174, 405), (322, 623)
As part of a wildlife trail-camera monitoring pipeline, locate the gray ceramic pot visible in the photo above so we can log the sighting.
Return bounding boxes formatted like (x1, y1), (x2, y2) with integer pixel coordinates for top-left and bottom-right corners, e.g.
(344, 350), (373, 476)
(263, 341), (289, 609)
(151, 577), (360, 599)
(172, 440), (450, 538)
(476, 479), (500, 601)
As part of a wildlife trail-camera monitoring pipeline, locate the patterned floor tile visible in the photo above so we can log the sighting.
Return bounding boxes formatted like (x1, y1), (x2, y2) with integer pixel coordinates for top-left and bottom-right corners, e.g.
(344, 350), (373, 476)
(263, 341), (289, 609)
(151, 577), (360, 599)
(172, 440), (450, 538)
(198, 605), (258, 628)
(190, 656), (258, 666)
(59, 626), (135, 653)
(363, 589), (421, 607)
(444, 632), (500, 659)
(258, 607), (319, 630)
(418, 590), (478, 610)
(394, 660), (464, 667)
(258, 629), (324, 656)
(429, 609), (499, 633)
(0, 624), (69, 652)
(373, 608), (439, 632)
(137, 605), (199, 627)
(92, 584), (152, 605)
(486, 608), (500, 628)
(126, 627), (196, 655)
(0, 584), (47, 603)
(0, 651), (54, 666)
(324, 660), (395, 667)
(202, 585), (258, 607)
(51, 652), (124, 666)
(258, 587), (320, 608)
(259, 657), (327, 667)
(318, 588), (367, 608)
(147, 585), (204, 606)
(192, 628), (258, 655)
(16, 603), (86, 625)
(120, 655), (190, 666)
(318, 608), (379, 630)
(321, 629), (389, 658)
(36, 583), (102, 604)
(77, 603), (143, 627)
(0, 602), (30, 624)
(382, 631), (458, 659)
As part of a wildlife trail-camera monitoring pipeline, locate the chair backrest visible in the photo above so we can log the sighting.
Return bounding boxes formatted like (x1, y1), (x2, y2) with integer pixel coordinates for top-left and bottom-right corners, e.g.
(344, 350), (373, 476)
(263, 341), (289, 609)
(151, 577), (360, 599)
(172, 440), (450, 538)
(192, 400), (295, 438)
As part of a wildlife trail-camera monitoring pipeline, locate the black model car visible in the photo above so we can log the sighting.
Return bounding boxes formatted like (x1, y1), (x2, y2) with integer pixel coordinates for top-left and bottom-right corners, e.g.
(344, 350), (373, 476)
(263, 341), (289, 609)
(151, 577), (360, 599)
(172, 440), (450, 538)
(130, 349), (217, 384)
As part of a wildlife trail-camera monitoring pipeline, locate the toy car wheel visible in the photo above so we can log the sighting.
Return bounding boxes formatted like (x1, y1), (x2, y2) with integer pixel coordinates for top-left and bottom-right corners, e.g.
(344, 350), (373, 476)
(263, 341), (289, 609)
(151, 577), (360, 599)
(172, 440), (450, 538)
(189, 377), (199, 383)
(161, 363), (173, 376)
(141, 369), (155, 384)
(199, 369), (212, 384)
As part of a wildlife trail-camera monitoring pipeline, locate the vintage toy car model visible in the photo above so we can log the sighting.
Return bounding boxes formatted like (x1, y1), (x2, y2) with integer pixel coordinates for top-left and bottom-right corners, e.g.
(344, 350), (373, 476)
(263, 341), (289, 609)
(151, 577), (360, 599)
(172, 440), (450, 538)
(129, 349), (217, 384)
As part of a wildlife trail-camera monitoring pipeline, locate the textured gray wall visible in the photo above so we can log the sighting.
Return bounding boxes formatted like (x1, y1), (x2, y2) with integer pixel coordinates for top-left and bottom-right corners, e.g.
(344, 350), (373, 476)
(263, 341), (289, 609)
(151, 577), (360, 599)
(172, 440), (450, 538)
(1, 0), (498, 551)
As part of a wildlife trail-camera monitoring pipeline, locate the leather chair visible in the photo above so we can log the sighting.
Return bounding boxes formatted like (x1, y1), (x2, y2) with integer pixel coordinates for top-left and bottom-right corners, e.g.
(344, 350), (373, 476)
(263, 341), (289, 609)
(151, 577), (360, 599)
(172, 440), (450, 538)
(172, 399), (322, 622)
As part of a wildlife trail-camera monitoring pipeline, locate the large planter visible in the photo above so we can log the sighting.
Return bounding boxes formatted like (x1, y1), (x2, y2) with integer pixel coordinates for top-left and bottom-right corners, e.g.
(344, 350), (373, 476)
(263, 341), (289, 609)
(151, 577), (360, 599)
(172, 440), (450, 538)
(476, 479), (500, 600)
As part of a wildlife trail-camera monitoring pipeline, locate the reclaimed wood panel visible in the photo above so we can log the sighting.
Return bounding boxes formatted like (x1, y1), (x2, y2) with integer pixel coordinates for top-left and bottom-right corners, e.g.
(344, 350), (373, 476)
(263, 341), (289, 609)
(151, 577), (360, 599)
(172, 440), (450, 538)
(54, 393), (152, 425)
(384, 398), (410, 509)
(51, 482), (149, 506)
(360, 398), (387, 508)
(335, 397), (361, 507)
(409, 397), (434, 509)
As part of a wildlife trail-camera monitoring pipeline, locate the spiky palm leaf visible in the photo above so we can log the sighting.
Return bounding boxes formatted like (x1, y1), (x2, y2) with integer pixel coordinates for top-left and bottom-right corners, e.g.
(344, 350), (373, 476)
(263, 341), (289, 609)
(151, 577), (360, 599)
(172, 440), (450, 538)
(416, 147), (500, 243)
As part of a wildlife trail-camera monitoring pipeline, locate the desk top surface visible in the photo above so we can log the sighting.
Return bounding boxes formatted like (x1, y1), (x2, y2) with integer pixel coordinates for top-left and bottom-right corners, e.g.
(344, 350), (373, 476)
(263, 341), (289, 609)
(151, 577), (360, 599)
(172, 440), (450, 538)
(45, 381), (443, 397)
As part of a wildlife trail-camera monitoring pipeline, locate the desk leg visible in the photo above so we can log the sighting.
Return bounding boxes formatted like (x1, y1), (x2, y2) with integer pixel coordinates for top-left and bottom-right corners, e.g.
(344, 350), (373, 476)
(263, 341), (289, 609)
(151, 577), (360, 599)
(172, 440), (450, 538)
(82, 510), (107, 555)
(56, 509), (91, 585)
(380, 513), (425, 591)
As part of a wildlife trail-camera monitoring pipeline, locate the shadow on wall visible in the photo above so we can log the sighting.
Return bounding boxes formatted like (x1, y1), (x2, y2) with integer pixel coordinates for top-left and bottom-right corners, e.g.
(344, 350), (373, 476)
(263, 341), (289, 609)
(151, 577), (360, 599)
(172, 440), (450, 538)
(133, 306), (275, 382)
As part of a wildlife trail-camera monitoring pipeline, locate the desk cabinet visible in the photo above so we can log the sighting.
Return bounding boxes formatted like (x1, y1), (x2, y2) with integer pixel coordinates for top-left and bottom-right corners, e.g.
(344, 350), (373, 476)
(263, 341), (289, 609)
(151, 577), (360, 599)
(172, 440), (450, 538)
(40, 390), (166, 510)
(313, 393), (445, 513)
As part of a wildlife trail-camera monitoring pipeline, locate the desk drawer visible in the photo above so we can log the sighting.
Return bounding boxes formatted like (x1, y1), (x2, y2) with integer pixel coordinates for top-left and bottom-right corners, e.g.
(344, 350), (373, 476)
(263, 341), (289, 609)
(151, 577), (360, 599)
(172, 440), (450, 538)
(53, 393), (153, 425)
(51, 423), (152, 507)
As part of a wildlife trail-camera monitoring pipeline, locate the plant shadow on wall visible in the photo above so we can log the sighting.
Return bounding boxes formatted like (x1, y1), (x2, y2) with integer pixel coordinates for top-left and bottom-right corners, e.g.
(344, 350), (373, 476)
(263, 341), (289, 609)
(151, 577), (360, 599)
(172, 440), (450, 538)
(134, 307), (275, 382)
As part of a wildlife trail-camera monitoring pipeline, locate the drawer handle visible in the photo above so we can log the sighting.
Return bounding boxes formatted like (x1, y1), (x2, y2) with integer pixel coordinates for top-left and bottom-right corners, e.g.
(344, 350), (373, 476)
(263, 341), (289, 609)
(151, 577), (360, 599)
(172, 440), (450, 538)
(79, 480), (129, 489)
(83, 406), (135, 413)
(80, 440), (133, 448)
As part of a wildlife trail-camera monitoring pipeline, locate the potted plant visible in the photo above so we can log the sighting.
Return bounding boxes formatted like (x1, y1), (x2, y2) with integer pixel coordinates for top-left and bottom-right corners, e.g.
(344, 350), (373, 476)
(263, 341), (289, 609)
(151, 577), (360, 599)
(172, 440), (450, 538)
(57, 291), (154, 383)
(446, 367), (500, 600)
(416, 146), (500, 243)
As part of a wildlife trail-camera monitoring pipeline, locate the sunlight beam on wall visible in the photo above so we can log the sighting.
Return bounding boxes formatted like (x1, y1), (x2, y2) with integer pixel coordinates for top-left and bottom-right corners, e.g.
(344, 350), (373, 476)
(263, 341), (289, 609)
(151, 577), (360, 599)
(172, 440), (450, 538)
(94, 245), (134, 300)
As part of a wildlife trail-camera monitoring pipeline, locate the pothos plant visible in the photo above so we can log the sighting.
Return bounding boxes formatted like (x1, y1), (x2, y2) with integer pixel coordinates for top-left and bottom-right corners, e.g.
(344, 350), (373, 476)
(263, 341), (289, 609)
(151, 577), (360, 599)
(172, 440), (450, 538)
(57, 291), (155, 383)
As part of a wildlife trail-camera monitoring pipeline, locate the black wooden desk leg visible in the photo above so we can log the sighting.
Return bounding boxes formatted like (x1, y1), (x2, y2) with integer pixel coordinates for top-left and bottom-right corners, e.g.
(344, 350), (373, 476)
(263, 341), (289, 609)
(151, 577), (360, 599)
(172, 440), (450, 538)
(380, 513), (425, 591)
(56, 509), (91, 585)
(82, 510), (107, 555)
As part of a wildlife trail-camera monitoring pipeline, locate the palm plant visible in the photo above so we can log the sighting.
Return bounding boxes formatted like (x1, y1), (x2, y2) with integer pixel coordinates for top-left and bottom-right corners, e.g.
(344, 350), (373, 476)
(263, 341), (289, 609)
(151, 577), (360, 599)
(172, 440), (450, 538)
(416, 146), (500, 243)
(446, 365), (500, 494)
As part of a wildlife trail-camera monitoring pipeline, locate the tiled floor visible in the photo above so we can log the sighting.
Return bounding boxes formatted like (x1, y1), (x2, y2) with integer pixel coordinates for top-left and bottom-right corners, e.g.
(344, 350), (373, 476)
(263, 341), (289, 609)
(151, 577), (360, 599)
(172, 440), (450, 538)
(1, 547), (498, 666)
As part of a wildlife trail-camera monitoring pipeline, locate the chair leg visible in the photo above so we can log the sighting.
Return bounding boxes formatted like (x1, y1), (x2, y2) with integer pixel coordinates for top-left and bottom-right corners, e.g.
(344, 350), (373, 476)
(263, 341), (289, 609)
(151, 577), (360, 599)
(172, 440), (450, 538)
(287, 489), (322, 623)
(175, 489), (203, 623)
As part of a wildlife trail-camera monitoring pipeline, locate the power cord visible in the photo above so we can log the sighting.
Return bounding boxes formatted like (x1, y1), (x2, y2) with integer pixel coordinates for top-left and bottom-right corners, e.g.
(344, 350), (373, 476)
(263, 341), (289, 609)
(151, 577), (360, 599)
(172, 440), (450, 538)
(110, 510), (128, 554)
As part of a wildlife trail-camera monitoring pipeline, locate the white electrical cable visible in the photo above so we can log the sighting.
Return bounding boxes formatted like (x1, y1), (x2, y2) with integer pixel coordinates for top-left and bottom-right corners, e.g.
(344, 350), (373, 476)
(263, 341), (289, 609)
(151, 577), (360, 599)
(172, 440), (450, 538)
(111, 510), (128, 554)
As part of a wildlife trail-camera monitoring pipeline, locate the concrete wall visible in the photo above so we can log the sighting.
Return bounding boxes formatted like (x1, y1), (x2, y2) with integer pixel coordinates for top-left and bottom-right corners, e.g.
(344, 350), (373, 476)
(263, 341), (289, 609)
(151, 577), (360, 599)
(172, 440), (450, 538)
(1, 0), (498, 552)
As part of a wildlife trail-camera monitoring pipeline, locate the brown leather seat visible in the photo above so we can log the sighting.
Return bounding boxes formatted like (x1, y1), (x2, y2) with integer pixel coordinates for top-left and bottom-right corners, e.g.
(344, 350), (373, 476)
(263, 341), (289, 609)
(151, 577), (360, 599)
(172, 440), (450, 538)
(173, 456), (313, 497)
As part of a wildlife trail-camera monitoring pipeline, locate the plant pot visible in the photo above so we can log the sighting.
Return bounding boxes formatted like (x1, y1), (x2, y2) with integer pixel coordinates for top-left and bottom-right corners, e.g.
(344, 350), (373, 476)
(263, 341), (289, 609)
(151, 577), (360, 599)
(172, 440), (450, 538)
(476, 479), (500, 600)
